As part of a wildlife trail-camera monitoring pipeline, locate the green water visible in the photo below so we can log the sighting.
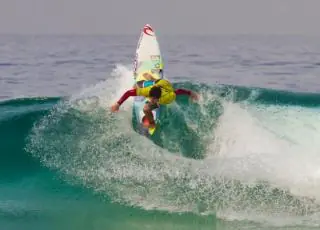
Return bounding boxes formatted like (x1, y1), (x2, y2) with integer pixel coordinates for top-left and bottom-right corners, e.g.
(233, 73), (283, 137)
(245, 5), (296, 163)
(2, 83), (320, 229)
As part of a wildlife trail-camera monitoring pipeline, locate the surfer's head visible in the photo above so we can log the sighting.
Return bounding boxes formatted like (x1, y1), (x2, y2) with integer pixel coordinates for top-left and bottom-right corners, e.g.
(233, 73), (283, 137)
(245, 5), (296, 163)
(149, 86), (161, 99)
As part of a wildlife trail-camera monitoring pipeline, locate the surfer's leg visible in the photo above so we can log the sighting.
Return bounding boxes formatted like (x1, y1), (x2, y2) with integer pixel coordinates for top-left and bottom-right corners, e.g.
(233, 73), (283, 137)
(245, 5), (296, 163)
(143, 102), (158, 124)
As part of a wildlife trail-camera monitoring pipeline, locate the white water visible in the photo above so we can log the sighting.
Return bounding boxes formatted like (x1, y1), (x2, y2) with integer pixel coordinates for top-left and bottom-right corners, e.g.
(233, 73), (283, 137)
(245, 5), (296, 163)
(28, 65), (320, 227)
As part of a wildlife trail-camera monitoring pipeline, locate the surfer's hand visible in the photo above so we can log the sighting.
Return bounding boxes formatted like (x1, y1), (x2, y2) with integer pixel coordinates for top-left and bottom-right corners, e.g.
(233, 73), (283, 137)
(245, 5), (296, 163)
(111, 103), (120, 112)
(190, 92), (199, 102)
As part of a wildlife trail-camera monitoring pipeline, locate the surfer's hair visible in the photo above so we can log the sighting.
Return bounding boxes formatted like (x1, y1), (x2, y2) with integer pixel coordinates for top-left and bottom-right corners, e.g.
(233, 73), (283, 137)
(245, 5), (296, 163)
(149, 86), (161, 99)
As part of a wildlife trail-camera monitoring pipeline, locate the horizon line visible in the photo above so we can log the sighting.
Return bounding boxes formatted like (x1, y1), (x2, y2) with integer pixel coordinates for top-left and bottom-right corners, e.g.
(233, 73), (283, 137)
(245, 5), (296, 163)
(0, 32), (319, 37)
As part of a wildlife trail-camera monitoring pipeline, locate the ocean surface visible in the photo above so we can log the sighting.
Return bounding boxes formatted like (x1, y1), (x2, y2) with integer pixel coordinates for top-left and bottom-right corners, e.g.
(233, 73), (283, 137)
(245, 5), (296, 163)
(1, 34), (320, 230)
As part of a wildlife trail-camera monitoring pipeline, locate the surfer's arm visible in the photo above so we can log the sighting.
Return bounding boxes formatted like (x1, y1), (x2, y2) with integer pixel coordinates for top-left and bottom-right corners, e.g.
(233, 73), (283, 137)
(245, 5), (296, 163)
(175, 89), (192, 96)
(175, 89), (199, 101)
(117, 89), (137, 106)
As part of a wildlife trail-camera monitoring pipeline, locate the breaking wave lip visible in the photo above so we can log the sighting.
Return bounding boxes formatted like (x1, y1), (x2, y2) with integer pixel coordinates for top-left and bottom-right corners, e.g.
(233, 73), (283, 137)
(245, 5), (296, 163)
(22, 64), (320, 227)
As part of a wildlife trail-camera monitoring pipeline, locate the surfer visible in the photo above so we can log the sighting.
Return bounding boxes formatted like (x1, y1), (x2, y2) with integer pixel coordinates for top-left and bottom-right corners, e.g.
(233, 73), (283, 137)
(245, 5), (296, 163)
(110, 71), (199, 128)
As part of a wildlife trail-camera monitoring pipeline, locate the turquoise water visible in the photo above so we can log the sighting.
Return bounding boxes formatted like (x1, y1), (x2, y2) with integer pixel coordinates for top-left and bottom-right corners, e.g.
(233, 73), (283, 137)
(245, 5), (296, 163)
(2, 35), (320, 229)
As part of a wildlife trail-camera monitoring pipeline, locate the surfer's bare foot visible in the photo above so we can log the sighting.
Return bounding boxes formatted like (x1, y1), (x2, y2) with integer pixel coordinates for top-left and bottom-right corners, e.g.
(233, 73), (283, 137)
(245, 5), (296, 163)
(144, 121), (155, 128)
(142, 115), (155, 128)
(111, 103), (120, 112)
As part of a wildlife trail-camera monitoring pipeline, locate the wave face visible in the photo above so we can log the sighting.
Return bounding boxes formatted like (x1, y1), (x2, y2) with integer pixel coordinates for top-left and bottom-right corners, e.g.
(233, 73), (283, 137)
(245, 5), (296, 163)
(0, 65), (314, 228)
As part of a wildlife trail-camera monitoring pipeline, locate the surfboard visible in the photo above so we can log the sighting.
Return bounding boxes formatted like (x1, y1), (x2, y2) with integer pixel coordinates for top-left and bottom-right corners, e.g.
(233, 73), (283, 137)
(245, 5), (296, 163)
(132, 24), (164, 136)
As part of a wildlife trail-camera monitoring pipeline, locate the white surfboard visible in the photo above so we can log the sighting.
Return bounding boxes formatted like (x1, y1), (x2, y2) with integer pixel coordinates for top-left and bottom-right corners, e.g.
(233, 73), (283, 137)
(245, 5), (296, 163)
(132, 24), (164, 136)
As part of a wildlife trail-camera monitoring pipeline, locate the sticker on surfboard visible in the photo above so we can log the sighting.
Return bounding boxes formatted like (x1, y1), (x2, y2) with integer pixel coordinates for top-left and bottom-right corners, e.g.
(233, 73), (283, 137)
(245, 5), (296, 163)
(143, 24), (154, 36)
(133, 24), (162, 77)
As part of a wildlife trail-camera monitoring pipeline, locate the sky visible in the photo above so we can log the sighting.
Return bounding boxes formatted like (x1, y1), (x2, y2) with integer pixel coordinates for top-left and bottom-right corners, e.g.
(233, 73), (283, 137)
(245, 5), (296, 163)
(0, 0), (319, 35)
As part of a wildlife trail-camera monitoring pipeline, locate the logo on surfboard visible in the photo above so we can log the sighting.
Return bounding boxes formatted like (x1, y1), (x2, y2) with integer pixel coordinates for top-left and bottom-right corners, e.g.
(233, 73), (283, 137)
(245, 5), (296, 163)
(150, 55), (160, 61)
(143, 25), (154, 36)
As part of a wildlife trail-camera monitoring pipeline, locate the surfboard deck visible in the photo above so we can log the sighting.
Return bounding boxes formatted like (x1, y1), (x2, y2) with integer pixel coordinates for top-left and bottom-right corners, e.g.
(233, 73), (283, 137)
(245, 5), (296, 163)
(132, 24), (164, 136)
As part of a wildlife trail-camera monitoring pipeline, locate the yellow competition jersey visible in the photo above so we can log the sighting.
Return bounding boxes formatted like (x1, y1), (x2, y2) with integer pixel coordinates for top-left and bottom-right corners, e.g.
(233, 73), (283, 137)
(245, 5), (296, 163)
(136, 79), (176, 105)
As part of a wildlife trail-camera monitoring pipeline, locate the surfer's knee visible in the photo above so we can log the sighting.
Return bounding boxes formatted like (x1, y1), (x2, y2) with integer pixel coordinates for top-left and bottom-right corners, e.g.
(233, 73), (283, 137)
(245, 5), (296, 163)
(143, 104), (151, 114)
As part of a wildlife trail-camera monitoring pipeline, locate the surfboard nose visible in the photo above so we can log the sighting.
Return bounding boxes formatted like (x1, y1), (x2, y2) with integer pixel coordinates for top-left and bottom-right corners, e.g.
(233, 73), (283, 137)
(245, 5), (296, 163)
(143, 24), (154, 36)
